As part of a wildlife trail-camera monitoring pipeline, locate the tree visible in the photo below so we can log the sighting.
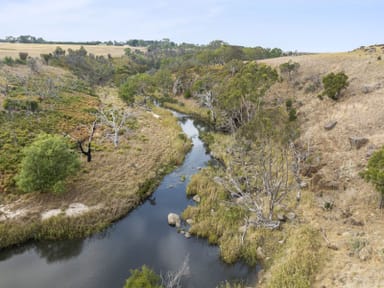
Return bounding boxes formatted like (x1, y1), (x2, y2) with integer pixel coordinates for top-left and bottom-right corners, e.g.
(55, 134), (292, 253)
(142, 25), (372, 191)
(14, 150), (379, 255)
(77, 120), (97, 162)
(161, 254), (190, 288)
(98, 107), (132, 147)
(124, 265), (162, 288)
(361, 147), (384, 208)
(15, 134), (80, 194)
(322, 72), (349, 100)
(279, 61), (300, 81)
(215, 137), (291, 231)
(53, 46), (65, 57)
(217, 62), (278, 131)
(119, 74), (154, 106)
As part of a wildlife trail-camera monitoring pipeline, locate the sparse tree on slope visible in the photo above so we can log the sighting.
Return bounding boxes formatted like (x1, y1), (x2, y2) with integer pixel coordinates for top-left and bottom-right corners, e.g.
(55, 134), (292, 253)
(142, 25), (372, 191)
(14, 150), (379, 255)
(361, 147), (384, 208)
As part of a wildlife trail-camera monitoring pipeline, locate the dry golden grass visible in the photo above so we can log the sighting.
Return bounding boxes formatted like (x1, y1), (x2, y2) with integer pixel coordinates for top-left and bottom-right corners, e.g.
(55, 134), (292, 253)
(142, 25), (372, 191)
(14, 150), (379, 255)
(258, 47), (384, 287)
(0, 43), (145, 59)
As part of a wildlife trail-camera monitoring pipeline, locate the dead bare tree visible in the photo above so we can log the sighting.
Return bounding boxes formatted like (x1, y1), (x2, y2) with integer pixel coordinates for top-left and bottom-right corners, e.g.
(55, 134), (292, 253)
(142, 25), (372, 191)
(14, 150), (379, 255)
(98, 107), (132, 147)
(289, 141), (310, 201)
(200, 90), (216, 123)
(78, 120), (97, 162)
(161, 254), (190, 288)
(215, 138), (291, 230)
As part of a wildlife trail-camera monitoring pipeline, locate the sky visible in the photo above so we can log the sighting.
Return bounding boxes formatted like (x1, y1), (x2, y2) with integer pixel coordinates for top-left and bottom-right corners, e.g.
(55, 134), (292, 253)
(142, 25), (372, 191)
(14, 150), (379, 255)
(0, 0), (383, 52)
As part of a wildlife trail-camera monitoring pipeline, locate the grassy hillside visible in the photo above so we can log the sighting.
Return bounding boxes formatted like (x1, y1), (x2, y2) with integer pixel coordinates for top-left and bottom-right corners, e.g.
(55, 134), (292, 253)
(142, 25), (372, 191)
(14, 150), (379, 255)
(258, 46), (384, 287)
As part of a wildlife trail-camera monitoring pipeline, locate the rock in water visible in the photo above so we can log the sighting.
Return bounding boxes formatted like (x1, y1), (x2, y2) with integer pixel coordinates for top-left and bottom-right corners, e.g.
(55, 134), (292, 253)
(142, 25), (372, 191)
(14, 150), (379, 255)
(167, 213), (181, 228)
(186, 218), (194, 225)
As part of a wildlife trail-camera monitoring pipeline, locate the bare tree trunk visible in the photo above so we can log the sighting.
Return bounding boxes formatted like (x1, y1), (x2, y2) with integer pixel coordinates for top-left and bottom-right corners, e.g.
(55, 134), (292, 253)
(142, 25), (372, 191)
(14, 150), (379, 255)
(216, 138), (290, 230)
(74, 120), (97, 162)
(161, 254), (190, 288)
(98, 107), (131, 148)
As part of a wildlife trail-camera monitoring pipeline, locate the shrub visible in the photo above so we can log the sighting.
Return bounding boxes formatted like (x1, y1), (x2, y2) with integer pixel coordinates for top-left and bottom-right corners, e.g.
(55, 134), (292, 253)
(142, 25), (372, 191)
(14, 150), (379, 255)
(15, 133), (80, 194)
(27, 57), (40, 73)
(3, 98), (39, 112)
(288, 108), (297, 121)
(3, 56), (15, 66)
(361, 147), (384, 208)
(19, 52), (28, 61)
(124, 265), (162, 288)
(184, 89), (192, 99)
(279, 61), (300, 80)
(40, 53), (52, 64)
(322, 72), (349, 100)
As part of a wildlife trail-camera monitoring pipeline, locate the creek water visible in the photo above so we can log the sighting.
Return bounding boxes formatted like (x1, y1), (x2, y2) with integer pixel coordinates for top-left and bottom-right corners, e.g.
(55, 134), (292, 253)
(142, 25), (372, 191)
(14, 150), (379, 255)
(0, 112), (256, 288)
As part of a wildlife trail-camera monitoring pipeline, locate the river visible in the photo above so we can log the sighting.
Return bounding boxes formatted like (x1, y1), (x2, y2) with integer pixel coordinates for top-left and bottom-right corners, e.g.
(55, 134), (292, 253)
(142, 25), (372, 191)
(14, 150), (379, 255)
(0, 112), (256, 288)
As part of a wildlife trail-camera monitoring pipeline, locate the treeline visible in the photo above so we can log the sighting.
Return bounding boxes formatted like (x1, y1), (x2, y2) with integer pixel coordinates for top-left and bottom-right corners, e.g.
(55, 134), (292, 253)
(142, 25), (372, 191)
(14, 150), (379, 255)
(0, 35), (115, 46)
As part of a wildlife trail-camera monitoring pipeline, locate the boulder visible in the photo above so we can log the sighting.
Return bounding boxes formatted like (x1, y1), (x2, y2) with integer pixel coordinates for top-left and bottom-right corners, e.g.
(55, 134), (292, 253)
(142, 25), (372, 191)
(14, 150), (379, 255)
(324, 121), (337, 130)
(349, 136), (369, 149)
(41, 209), (62, 220)
(186, 218), (194, 225)
(167, 213), (181, 228)
(192, 195), (201, 203)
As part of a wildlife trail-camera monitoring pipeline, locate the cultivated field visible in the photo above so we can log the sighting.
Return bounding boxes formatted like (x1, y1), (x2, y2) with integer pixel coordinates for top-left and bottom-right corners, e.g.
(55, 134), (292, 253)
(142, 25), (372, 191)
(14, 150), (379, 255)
(0, 43), (143, 58)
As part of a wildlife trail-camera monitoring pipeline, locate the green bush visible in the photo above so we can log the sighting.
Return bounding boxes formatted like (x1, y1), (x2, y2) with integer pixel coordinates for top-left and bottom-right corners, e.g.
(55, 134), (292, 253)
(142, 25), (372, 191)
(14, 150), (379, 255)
(3, 56), (15, 66)
(184, 89), (192, 99)
(288, 108), (297, 121)
(279, 61), (300, 80)
(361, 147), (384, 208)
(322, 72), (349, 100)
(19, 52), (28, 61)
(15, 133), (80, 194)
(124, 265), (162, 288)
(3, 98), (39, 112)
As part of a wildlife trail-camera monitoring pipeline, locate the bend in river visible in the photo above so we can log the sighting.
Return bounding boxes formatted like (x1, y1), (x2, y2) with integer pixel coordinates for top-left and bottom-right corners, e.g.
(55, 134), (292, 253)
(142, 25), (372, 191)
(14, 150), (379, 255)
(0, 112), (257, 288)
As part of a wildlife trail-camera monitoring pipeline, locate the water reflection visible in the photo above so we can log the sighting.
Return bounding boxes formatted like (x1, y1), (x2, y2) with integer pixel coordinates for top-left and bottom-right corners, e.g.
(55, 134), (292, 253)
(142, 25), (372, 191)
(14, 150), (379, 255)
(34, 239), (84, 263)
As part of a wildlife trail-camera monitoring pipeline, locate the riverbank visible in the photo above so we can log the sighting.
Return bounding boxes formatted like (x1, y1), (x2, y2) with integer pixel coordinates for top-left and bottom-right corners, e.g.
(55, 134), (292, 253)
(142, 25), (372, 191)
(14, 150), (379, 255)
(0, 106), (191, 248)
(181, 132), (326, 287)
(0, 64), (191, 248)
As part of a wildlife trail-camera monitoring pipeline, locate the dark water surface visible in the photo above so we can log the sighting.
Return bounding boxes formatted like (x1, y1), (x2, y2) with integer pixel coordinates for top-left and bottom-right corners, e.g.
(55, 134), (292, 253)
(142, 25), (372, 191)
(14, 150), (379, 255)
(0, 113), (256, 288)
